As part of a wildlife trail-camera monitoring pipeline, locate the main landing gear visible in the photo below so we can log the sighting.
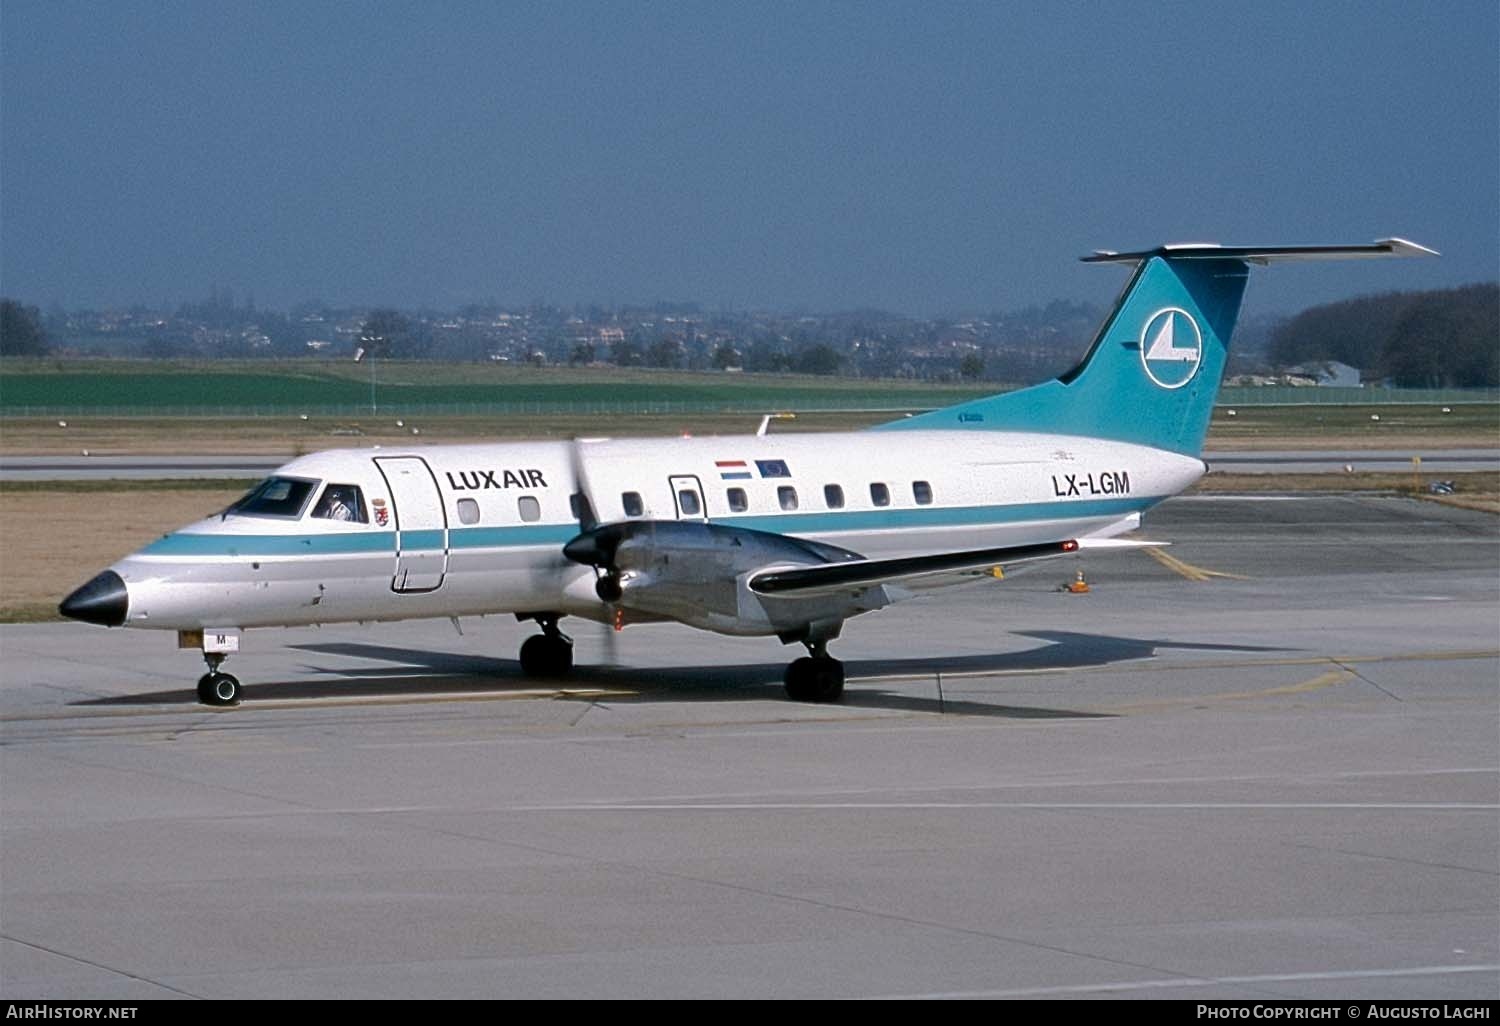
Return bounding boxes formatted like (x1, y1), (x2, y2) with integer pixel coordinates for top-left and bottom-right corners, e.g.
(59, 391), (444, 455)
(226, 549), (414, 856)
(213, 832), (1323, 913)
(518, 615), (574, 678)
(783, 639), (845, 703)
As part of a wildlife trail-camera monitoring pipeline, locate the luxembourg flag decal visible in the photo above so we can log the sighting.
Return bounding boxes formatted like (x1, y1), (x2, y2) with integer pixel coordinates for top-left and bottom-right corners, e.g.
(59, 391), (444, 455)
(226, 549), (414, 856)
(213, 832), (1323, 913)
(716, 460), (752, 480)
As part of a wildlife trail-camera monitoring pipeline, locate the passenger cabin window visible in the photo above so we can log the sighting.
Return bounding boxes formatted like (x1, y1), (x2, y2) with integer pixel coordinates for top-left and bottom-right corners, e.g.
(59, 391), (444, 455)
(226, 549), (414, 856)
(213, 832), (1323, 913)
(824, 484), (844, 509)
(310, 483), (368, 523)
(870, 482), (890, 507)
(229, 476), (318, 519)
(778, 486), (799, 511)
(517, 496), (542, 522)
(622, 491), (644, 517)
(677, 489), (702, 516)
(913, 480), (934, 505)
(456, 498), (480, 525)
(727, 487), (748, 512)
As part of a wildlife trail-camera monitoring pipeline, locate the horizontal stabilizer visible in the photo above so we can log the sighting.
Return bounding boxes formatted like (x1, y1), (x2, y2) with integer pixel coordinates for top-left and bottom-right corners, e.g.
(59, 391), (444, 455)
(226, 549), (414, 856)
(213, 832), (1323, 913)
(1083, 238), (1438, 266)
(749, 539), (1080, 597)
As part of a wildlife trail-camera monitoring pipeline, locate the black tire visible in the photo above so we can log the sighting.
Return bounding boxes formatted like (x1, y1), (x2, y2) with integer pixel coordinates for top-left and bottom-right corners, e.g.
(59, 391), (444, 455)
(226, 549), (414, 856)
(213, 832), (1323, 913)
(200, 672), (240, 707)
(595, 574), (622, 603)
(550, 639), (574, 677)
(784, 656), (844, 703)
(519, 634), (573, 678)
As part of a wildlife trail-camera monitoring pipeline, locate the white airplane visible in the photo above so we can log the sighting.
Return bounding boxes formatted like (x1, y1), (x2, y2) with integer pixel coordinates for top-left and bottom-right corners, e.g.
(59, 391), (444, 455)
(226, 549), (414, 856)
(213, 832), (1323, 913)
(59, 239), (1435, 706)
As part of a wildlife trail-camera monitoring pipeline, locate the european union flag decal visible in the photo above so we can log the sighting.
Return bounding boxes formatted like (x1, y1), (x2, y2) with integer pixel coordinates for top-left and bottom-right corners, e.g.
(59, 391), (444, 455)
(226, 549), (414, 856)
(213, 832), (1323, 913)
(755, 459), (791, 478)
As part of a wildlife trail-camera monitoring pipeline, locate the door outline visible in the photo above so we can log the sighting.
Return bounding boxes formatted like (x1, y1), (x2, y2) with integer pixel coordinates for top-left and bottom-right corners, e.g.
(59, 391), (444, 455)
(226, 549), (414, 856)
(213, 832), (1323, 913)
(373, 455), (450, 592)
(668, 474), (707, 520)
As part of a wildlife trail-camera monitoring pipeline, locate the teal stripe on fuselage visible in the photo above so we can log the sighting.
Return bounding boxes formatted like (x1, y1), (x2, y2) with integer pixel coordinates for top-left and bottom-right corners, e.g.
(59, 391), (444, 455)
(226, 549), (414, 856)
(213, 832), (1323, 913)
(137, 495), (1157, 559)
(140, 523), (576, 557)
(447, 525), (577, 548)
(140, 531), (397, 557)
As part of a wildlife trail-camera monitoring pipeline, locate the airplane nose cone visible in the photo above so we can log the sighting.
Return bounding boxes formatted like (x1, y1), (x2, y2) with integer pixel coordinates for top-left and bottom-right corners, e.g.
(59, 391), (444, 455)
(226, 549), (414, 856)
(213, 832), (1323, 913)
(59, 570), (129, 627)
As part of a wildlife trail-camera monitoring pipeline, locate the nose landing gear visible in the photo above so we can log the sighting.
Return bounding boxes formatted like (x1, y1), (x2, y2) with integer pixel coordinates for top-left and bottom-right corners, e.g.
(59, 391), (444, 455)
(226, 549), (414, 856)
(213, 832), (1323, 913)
(195, 653), (241, 707)
(182, 630), (243, 707)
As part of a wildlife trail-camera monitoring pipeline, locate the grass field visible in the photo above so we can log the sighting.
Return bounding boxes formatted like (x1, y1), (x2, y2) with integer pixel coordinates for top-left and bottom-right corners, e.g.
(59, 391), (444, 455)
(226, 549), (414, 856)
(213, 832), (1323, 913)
(1203, 403), (1499, 449)
(0, 410), (916, 454)
(3, 403), (1494, 455)
(0, 359), (992, 414)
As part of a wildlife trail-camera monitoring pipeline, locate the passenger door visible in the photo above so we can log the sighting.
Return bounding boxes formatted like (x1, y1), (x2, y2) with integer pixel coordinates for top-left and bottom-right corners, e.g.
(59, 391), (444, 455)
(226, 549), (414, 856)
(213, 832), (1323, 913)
(373, 456), (448, 592)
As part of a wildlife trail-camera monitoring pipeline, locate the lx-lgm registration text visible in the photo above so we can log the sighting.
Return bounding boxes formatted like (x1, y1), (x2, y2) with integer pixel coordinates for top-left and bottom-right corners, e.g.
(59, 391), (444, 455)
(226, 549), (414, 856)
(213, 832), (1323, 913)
(1052, 471), (1130, 497)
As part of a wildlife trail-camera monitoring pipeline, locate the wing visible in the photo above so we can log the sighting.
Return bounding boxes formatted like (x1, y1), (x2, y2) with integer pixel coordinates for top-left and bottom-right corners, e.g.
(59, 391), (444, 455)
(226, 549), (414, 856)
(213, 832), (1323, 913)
(748, 537), (1156, 599)
(562, 519), (1159, 637)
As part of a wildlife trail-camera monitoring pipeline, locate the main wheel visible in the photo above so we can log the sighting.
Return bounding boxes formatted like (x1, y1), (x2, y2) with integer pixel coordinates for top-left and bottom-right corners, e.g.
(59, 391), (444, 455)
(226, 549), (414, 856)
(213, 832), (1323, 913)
(519, 634), (574, 678)
(197, 672), (241, 707)
(784, 656), (844, 703)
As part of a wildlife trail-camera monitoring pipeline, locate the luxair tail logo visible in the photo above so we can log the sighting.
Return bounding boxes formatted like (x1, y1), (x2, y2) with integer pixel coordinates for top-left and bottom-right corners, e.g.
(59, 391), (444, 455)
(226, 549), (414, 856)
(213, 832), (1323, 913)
(1140, 307), (1203, 390)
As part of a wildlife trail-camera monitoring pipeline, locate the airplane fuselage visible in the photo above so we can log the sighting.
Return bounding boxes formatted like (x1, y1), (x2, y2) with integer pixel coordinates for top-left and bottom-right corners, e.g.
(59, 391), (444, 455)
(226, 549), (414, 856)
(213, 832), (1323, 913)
(106, 429), (1203, 633)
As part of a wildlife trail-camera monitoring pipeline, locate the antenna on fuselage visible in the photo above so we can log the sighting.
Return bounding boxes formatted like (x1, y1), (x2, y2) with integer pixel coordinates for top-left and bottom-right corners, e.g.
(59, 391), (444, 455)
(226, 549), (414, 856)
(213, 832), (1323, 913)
(757, 412), (795, 436)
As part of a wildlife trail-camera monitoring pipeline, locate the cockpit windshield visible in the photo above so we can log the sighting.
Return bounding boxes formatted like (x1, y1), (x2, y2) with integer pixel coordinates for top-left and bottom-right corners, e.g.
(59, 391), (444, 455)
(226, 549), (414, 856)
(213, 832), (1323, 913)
(226, 476), (319, 518)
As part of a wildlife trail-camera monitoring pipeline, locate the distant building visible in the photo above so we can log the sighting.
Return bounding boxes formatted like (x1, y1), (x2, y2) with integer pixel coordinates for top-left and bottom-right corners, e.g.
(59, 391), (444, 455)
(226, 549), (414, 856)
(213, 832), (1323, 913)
(1287, 361), (1363, 387)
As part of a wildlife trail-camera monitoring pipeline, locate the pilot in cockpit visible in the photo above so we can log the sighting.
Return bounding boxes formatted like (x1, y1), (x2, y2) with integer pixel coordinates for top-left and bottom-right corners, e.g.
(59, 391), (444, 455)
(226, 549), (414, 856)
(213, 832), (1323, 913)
(312, 485), (365, 523)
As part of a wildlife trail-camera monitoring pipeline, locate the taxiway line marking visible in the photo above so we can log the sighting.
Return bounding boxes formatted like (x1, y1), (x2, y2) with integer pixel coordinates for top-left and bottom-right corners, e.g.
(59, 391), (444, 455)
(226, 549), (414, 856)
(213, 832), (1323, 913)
(1144, 546), (1251, 581)
(4, 652), (1492, 721)
(514, 801), (1498, 812)
(0, 688), (640, 724)
(874, 963), (1500, 1000)
(857, 648), (1498, 685)
(1106, 668), (1356, 713)
(247, 688), (639, 710)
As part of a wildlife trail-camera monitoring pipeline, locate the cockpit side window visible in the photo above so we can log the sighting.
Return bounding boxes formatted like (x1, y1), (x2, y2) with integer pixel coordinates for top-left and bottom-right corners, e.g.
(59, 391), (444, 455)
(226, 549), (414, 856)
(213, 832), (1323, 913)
(228, 476), (319, 519)
(311, 483), (369, 523)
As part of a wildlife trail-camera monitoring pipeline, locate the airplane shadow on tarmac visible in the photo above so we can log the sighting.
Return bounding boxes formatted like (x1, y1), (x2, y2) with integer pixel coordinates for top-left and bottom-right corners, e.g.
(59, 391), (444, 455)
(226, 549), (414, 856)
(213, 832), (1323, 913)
(76, 629), (1288, 719)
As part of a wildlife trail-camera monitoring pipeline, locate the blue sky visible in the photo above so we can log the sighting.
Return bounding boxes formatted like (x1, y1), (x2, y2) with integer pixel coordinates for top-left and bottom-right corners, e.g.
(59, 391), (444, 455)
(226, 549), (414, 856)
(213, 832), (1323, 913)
(2, 1), (1496, 316)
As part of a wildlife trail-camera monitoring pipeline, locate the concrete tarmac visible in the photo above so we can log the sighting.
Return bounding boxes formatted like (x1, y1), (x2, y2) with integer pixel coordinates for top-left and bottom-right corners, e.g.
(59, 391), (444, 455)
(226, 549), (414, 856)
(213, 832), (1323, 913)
(2, 495), (1496, 999)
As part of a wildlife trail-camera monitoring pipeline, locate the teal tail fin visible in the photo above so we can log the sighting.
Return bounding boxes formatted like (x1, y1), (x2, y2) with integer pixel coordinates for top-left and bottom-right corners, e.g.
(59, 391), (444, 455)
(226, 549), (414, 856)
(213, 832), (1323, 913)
(875, 239), (1436, 456)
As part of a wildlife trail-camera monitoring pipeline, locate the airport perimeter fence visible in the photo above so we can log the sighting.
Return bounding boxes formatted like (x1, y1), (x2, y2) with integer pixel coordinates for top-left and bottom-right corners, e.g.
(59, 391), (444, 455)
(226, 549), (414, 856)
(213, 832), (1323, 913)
(1, 387), (1496, 419)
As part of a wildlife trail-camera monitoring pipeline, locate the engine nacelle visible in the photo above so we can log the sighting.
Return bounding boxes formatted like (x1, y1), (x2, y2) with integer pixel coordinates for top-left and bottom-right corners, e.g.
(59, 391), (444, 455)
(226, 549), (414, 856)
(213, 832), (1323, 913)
(562, 520), (884, 637)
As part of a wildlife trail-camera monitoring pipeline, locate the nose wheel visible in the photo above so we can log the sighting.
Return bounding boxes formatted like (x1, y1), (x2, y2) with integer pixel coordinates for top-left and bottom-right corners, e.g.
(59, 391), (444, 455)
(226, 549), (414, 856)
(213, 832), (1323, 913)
(195, 652), (241, 706)
(196, 671), (242, 706)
